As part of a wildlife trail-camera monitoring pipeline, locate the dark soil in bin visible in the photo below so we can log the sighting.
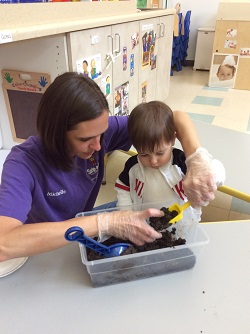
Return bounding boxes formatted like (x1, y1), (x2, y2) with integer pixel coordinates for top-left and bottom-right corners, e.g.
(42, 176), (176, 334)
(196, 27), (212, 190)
(87, 207), (187, 261)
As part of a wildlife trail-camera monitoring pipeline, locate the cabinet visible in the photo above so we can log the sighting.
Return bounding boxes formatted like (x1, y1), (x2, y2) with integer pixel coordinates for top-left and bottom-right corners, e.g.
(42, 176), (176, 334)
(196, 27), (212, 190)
(67, 21), (140, 115)
(193, 27), (215, 71)
(67, 14), (173, 115)
(209, 1), (250, 90)
(0, 4), (175, 148)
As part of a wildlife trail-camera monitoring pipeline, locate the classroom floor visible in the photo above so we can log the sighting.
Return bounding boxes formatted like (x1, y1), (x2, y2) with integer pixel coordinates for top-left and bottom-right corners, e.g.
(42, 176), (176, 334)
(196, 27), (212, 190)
(95, 66), (250, 222)
(166, 66), (250, 134)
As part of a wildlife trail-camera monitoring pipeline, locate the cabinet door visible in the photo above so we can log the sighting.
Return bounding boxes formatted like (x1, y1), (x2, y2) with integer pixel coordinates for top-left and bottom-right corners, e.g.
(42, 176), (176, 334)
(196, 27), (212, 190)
(155, 15), (174, 102)
(66, 26), (114, 111)
(139, 15), (173, 104)
(111, 21), (140, 115)
(139, 17), (159, 103)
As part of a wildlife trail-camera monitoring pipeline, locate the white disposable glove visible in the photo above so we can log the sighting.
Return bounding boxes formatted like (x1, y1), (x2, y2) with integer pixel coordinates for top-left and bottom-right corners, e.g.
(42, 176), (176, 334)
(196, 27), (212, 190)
(183, 147), (217, 207)
(97, 208), (163, 246)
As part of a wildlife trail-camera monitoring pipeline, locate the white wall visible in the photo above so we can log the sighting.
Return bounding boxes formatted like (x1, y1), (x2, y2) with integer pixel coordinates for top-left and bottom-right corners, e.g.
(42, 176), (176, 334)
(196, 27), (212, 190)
(0, 35), (68, 149)
(167, 0), (220, 60)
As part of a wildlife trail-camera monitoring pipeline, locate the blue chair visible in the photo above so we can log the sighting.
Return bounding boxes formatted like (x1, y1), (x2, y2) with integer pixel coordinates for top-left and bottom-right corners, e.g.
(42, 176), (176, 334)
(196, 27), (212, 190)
(171, 13), (183, 74)
(180, 10), (191, 67)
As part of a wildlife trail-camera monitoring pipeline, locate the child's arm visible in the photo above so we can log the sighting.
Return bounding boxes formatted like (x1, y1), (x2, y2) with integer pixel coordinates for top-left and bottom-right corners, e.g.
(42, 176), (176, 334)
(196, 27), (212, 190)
(114, 155), (137, 207)
(115, 178), (134, 207)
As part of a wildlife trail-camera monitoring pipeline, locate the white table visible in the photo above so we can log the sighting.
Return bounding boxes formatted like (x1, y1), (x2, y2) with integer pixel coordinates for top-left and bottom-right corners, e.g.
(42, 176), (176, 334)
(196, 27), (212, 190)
(176, 120), (250, 195)
(0, 222), (249, 334)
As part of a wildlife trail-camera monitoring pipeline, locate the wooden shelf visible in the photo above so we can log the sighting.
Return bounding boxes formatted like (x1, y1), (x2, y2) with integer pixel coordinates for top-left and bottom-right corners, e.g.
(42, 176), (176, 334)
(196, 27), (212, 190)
(0, 2), (175, 43)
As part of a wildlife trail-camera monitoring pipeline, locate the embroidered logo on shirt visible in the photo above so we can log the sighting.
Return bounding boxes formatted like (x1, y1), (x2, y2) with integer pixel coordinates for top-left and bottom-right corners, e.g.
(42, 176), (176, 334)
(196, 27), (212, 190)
(87, 166), (99, 175)
(47, 189), (66, 197)
(87, 157), (99, 178)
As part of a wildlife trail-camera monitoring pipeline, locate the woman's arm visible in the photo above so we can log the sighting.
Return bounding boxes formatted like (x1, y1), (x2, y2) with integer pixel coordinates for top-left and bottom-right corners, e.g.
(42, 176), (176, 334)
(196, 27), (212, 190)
(173, 110), (201, 157)
(0, 208), (163, 261)
(0, 215), (98, 261)
(173, 111), (218, 207)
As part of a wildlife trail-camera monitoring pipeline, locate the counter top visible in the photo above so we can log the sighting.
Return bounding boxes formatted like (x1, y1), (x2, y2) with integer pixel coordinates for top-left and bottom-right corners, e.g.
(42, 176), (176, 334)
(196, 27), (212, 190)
(0, 3), (175, 43)
(0, 221), (249, 334)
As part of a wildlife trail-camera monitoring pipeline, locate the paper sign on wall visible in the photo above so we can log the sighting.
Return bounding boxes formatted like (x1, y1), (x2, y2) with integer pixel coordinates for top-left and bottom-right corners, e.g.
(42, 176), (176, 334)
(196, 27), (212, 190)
(1, 69), (51, 142)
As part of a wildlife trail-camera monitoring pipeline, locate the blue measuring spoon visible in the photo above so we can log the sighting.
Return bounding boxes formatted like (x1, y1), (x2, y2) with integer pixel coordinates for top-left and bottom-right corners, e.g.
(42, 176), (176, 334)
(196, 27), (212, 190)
(65, 226), (130, 258)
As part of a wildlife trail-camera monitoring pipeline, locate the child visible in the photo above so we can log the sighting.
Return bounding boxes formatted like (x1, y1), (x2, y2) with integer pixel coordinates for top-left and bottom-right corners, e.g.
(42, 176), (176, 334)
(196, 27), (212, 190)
(82, 60), (89, 78)
(115, 101), (225, 217)
(216, 55), (236, 81)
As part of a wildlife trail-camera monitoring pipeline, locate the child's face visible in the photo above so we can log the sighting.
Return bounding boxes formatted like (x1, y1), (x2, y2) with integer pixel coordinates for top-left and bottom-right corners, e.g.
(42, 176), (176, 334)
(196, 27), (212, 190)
(83, 62), (88, 71)
(137, 140), (175, 169)
(217, 65), (234, 81)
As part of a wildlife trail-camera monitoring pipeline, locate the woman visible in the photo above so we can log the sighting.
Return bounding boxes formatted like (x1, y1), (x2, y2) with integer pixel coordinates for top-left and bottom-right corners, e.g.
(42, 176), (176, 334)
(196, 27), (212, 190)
(0, 72), (216, 261)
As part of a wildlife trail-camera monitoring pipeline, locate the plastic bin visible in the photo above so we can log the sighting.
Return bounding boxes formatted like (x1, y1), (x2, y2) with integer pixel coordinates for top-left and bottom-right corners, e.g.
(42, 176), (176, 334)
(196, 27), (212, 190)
(76, 201), (209, 287)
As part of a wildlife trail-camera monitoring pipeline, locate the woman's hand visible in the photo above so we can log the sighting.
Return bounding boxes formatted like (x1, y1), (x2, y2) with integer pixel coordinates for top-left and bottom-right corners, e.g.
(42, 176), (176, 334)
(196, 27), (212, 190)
(97, 208), (163, 246)
(183, 147), (217, 208)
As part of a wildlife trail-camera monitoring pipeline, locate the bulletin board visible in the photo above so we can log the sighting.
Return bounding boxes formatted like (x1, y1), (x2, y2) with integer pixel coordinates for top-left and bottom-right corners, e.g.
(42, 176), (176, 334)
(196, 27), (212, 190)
(1, 70), (51, 142)
(209, 20), (250, 90)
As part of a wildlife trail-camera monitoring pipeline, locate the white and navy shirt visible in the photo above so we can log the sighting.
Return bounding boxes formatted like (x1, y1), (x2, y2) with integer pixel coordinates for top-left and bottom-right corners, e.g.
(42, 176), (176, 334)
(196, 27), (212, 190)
(115, 148), (188, 206)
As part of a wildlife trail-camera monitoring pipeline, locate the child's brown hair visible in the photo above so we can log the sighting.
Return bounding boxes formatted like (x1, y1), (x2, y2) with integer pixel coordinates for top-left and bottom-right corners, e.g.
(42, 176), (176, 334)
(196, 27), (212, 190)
(128, 101), (175, 153)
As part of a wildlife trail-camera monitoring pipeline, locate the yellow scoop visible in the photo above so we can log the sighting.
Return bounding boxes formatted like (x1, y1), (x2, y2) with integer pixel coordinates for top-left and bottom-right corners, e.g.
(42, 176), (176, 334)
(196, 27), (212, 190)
(168, 201), (191, 223)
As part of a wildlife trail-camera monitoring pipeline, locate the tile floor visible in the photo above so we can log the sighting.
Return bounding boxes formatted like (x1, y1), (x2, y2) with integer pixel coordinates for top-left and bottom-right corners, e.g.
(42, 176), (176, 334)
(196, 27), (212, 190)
(166, 66), (250, 134)
(96, 66), (250, 222)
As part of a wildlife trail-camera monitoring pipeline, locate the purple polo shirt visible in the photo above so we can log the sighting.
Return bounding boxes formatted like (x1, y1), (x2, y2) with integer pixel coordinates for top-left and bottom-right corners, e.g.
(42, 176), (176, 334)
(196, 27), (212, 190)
(0, 116), (131, 223)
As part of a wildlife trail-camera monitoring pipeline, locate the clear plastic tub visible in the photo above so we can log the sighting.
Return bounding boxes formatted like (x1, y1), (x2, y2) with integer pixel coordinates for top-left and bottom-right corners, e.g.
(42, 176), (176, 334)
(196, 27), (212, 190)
(76, 201), (209, 287)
